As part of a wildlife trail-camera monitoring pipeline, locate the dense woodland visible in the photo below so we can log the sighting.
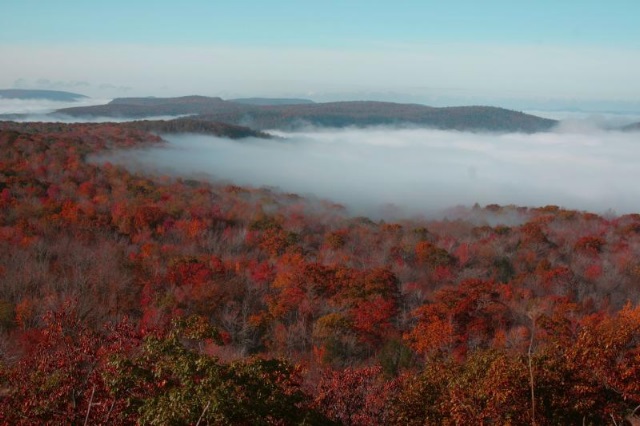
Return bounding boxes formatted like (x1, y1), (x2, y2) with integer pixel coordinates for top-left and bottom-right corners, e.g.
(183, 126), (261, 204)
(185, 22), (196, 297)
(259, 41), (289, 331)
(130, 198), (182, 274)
(0, 121), (639, 424)
(124, 118), (271, 139)
(197, 102), (558, 132)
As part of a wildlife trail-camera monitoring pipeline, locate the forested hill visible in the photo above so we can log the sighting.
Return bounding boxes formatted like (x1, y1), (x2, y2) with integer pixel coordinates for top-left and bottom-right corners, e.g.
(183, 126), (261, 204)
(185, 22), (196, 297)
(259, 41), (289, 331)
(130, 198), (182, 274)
(0, 117), (269, 139)
(228, 97), (315, 106)
(55, 96), (558, 132)
(124, 117), (272, 138)
(200, 102), (558, 132)
(55, 95), (249, 118)
(623, 121), (640, 131)
(0, 89), (88, 101)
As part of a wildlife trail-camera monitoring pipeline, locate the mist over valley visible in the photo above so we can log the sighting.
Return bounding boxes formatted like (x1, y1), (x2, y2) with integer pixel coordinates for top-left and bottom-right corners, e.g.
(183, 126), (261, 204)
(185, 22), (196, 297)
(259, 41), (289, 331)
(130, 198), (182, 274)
(4, 90), (640, 218)
(4, 2), (640, 422)
(94, 124), (640, 218)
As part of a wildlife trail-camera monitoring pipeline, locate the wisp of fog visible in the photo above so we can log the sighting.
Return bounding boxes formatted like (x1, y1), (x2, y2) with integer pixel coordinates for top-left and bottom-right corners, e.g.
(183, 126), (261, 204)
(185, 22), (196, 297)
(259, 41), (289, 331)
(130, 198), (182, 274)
(100, 126), (640, 217)
(0, 98), (109, 116)
(0, 98), (193, 123)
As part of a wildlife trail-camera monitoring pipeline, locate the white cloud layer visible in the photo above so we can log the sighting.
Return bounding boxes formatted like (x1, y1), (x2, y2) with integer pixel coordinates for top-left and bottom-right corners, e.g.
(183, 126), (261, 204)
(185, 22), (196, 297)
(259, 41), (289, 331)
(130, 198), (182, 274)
(99, 126), (640, 217)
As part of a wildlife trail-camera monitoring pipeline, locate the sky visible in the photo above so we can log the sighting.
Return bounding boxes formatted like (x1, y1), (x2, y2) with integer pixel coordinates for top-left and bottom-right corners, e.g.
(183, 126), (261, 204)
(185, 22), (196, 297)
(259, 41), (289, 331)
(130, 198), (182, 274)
(2, 1), (640, 110)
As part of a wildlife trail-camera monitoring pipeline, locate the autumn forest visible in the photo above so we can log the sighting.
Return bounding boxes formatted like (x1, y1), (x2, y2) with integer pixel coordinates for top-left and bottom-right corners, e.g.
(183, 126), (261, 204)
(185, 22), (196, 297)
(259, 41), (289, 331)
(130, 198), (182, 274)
(0, 121), (639, 425)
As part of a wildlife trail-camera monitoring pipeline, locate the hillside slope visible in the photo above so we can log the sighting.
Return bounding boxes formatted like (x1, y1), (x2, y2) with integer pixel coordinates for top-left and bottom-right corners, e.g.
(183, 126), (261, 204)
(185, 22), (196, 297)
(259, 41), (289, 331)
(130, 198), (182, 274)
(124, 117), (271, 138)
(0, 121), (639, 424)
(229, 97), (315, 106)
(0, 89), (88, 101)
(55, 96), (557, 132)
(201, 102), (557, 132)
(56, 95), (250, 118)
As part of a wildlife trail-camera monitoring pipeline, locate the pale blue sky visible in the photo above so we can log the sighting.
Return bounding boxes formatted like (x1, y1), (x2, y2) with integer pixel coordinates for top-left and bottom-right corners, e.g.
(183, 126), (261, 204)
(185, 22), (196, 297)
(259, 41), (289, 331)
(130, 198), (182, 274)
(2, 1), (639, 109)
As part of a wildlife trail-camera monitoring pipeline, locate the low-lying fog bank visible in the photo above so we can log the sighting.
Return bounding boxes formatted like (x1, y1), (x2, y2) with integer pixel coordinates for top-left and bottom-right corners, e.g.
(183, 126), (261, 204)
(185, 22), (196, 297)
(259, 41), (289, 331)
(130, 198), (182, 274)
(0, 98), (111, 116)
(0, 98), (201, 123)
(95, 126), (640, 218)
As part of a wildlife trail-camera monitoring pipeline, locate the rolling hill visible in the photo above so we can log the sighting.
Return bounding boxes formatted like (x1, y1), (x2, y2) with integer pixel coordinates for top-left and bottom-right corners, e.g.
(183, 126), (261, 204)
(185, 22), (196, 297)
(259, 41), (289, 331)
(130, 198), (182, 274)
(55, 95), (248, 118)
(0, 117), (270, 139)
(54, 96), (558, 132)
(0, 89), (88, 101)
(200, 101), (558, 132)
(228, 97), (315, 106)
(123, 117), (272, 138)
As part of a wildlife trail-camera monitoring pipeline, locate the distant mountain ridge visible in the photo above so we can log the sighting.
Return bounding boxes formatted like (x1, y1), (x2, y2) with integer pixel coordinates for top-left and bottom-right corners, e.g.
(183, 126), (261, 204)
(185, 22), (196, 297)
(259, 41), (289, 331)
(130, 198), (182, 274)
(57, 96), (247, 118)
(201, 102), (558, 132)
(622, 122), (640, 131)
(107, 96), (315, 107)
(0, 89), (88, 101)
(108, 95), (225, 106)
(54, 95), (558, 132)
(229, 97), (315, 106)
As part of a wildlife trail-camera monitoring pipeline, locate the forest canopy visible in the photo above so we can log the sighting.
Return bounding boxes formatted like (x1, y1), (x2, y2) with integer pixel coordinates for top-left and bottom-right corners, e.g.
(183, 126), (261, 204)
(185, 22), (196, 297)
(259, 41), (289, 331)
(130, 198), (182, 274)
(0, 121), (639, 424)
